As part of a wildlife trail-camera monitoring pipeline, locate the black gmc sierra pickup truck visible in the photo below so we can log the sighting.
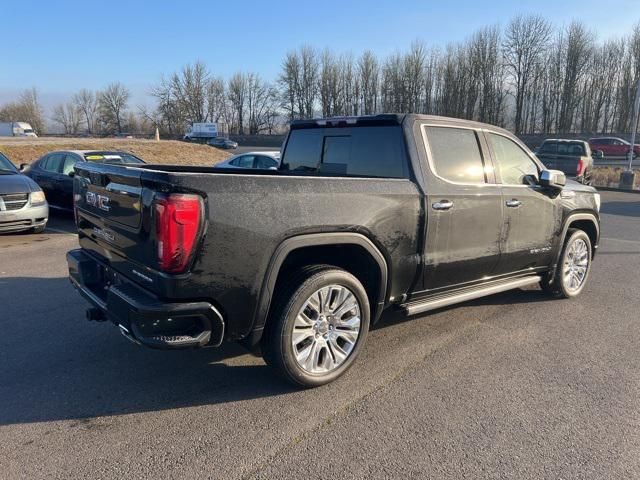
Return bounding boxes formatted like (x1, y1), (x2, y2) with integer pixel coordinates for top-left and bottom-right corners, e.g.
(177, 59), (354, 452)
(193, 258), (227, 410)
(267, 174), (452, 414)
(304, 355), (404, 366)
(67, 114), (601, 387)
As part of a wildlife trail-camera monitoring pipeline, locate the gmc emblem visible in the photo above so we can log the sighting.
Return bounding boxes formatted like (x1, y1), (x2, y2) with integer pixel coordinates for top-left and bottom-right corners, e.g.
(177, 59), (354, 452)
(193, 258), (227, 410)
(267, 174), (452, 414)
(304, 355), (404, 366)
(86, 192), (111, 212)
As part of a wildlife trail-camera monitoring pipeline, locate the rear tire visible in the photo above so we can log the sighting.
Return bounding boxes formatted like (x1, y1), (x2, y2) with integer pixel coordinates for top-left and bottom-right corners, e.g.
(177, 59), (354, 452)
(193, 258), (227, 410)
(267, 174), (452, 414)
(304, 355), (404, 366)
(262, 265), (370, 387)
(541, 228), (592, 299)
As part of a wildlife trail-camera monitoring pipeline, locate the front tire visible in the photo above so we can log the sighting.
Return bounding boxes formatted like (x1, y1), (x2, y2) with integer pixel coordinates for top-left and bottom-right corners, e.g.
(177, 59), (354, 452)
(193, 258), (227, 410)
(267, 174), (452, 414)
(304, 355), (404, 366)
(541, 228), (592, 298)
(262, 266), (370, 387)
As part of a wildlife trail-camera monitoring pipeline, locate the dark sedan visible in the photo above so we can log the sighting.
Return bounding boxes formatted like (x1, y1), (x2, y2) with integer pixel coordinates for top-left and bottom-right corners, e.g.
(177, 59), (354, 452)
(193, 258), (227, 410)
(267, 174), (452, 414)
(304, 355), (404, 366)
(208, 137), (238, 149)
(25, 150), (145, 210)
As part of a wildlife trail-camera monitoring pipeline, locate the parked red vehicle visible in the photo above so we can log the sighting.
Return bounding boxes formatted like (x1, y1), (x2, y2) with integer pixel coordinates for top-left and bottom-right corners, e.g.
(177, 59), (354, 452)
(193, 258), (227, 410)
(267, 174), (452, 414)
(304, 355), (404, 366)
(588, 137), (640, 158)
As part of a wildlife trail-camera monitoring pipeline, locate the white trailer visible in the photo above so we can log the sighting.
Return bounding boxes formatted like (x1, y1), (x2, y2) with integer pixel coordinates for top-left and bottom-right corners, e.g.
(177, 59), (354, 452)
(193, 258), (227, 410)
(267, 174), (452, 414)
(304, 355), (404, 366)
(0, 122), (37, 137)
(183, 122), (218, 141)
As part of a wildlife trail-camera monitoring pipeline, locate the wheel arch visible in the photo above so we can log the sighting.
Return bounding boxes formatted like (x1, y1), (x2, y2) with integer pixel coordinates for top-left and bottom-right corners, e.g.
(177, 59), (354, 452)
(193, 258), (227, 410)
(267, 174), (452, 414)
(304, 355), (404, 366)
(563, 213), (599, 257)
(249, 233), (389, 346)
(541, 212), (599, 292)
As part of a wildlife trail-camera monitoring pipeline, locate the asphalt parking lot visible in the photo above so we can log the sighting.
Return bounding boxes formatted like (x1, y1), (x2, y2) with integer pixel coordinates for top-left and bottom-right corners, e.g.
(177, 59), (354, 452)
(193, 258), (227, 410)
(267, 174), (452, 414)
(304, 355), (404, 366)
(1, 191), (639, 479)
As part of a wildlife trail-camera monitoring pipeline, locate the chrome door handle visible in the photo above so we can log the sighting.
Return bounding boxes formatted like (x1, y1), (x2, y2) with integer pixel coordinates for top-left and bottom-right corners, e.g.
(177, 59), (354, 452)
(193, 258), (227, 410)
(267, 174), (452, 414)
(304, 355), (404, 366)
(506, 199), (522, 208)
(432, 200), (454, 211)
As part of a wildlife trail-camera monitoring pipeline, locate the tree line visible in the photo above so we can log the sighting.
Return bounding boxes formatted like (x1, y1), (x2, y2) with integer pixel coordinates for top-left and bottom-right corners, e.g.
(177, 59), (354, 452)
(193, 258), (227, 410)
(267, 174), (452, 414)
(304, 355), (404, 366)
(1, 15), (639, 136)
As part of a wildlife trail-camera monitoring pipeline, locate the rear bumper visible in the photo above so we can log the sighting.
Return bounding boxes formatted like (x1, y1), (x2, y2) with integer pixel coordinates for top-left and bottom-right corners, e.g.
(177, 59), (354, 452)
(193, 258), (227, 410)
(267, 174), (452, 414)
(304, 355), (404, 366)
(67, 249), (225, 349)
(0, 203), (48, 233)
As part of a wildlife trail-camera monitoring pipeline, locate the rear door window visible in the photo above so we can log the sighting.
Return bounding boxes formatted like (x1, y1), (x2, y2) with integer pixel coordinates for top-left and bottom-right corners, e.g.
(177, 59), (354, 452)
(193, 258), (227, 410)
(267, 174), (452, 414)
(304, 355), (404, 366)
(424, 126), (486, 184)
(42, 153), (65, 173)
(255, 156), (278, 169)
(230, 155), (255, 168)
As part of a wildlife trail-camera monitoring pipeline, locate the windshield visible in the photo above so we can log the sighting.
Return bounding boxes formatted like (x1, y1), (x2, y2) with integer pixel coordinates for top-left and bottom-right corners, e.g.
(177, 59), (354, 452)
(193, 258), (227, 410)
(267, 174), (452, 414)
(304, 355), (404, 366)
(84, 152), (145, 164)
(0, 152), (18, 173)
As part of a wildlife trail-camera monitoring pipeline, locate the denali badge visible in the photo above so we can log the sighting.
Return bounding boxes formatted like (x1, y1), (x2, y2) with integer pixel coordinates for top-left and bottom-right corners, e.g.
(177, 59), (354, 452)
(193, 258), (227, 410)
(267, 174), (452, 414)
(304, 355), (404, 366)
(92, 227), (115, 243)
(86, 191), (111, 211)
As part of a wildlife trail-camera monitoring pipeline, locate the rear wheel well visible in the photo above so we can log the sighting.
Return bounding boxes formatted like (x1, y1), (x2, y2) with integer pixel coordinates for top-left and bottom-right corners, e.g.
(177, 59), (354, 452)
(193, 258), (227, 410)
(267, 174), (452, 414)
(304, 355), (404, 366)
(270, 244), (384, 324)
(567, 219), (598, 256)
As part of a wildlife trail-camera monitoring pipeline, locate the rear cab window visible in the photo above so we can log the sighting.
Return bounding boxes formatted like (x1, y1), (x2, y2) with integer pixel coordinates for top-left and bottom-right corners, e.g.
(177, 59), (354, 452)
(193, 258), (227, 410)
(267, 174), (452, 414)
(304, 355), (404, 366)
(539, 142), (558, 154)
(281, 126), (409, 178)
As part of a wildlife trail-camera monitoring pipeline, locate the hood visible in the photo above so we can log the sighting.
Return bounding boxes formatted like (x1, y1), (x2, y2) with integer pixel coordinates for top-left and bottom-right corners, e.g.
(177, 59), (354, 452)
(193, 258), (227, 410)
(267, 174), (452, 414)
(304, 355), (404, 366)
(563, 178), (597, 194)
(0, 173), (39, 194)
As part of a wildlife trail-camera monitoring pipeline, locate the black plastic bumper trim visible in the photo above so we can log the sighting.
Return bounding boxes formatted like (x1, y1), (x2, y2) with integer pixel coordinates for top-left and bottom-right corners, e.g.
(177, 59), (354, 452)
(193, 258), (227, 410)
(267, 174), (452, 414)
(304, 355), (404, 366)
(67, 249), (225, 349)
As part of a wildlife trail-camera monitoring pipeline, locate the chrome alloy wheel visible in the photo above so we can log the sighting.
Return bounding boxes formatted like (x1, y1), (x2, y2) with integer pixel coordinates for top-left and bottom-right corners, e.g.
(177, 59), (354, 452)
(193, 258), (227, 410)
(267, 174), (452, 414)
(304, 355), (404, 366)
(291, 285), (362, 374)
(563, 238), (589, 292)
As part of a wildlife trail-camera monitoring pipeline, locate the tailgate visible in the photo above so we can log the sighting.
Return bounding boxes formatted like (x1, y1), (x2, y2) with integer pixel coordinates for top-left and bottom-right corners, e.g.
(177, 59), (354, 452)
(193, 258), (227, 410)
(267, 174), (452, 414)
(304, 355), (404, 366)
(73, 162), (152, 268)
(552, 155), (581, 176)
(75, 163), (143, 229)
(536, 153), (557, 170)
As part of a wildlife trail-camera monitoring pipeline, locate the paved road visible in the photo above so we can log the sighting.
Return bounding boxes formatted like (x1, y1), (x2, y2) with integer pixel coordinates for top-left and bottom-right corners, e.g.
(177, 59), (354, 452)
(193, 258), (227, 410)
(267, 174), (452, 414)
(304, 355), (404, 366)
(1, 192), (639, 479)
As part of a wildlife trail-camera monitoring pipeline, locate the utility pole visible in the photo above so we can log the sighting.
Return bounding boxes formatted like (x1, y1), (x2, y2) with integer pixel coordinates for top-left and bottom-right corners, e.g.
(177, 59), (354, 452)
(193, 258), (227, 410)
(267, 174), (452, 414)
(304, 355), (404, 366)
(628, 79), (640, 170)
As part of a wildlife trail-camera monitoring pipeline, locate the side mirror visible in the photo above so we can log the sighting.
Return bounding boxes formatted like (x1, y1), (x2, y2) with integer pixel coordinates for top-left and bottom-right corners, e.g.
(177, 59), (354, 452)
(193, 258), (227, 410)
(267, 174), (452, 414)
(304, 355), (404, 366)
(540, 169), (566, 191)
(68, 171), (75, 178)
(19, 163), (29, 172)
(592, 149), (604, 160)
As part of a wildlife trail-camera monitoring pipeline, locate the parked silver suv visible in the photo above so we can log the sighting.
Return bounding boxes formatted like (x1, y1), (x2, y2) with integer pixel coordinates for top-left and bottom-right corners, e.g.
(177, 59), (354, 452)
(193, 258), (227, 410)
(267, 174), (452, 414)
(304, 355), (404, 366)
(0, 152), (48, 234)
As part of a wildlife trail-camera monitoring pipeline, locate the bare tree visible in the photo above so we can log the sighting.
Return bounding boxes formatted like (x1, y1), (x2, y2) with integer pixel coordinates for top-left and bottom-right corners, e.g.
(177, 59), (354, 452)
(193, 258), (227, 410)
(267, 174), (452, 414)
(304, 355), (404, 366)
(170, 61), (209, 123)
(206, 76), (227, 123)
(279, 50), (301, 121)
(503, 15), (552, 134)
(98, 82), (130, 133)
(404, 41), (427, 114)
(558, 22), (594, 132)
(298, 46), (319, 118)
(0, 88), (45, 134)
(319, 49), (340, 117)
(228, 72), (247, 134)
(72, 89), (98, 134)
(246, 73), (277, 134)
(358, 50), (379, 115)
(51, 102), (82, 134)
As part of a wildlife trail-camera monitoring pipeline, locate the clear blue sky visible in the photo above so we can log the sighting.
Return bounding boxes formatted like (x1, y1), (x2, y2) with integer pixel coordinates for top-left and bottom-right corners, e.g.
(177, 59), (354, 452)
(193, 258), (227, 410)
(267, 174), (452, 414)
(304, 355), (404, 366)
(2, 0), (639, 110)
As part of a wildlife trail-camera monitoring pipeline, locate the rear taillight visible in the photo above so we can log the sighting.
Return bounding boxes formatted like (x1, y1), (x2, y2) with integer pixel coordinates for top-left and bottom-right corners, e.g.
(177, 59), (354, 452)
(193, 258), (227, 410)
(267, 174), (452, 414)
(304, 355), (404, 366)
(154, 194), (203, 273)
(576, 158), (585, 176)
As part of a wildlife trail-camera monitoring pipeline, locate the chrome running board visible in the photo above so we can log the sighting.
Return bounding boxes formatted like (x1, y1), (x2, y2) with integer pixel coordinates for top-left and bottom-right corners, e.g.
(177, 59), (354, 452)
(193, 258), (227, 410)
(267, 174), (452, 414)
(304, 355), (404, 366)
(402, 275), (542, 316)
